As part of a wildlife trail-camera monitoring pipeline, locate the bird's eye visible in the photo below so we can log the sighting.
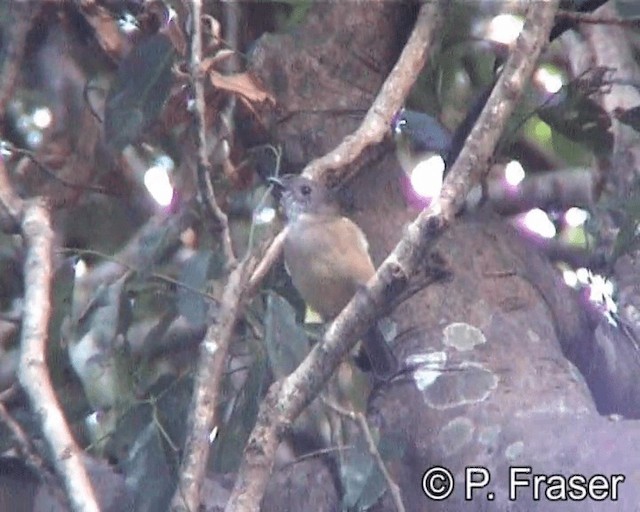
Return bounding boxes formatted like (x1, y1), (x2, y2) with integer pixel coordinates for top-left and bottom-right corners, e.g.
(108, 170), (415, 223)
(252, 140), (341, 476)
(300, 184), (312, 196)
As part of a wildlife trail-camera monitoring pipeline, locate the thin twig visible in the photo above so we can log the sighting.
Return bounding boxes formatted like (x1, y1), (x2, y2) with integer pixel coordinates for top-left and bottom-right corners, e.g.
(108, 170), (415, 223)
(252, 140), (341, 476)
(60, 247), (220, 303)
(0, 401), (59, 490)
(5, 142), (116, 196)
(225, 1), (559, 510)
(246, 229), (286, 296)
(167, 5), (268, 506)
(18, 199), (100, 512)
(189, 0), (236, 267)
(323, 399), (405, 512)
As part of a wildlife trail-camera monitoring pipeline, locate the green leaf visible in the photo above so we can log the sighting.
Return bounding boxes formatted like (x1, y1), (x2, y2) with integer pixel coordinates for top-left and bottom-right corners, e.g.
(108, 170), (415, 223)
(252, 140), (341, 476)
(264, 292), (311, 377)
(211, 351), (267, 472)
(341, 431), (407, 510)
(105, 34), (175, 152)
(177, 250), (213, 327)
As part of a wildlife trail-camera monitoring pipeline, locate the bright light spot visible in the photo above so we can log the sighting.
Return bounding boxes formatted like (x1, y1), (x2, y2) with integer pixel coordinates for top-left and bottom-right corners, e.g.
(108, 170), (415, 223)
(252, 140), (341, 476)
(167, 7), (178, 22)
(576, 267), (590, 285)
(85, 411), (99, 430)
(118, 12), (139, 33)
(209, 425), (218, 443)
(32, 107), (52, 129)
(0, 140), (12, 157)
(144, 165), (174, 206)
(504, 160), (525, 186)
(522, 208), (556, 239)
(563, 269), (578, 288)
(589, 273), (614, 302)
(74, 258), (88, 279)
(254, 206), (276, 225)
(585, 270), (618, 323)
(565, 207), (589, 227)
(487, 14), (524, 45)
(535, 67), (564, 94)
(410, 155), (446, 199)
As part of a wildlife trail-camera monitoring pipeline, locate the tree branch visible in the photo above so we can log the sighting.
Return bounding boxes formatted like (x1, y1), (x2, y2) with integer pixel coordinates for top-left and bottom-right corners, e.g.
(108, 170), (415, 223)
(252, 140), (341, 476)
(225, 1), (560, 510)
(189, 0), (236, 267)
(18, 199), (100, 512)
(169, 254), (256, 511)
(486, 167), (595, 216)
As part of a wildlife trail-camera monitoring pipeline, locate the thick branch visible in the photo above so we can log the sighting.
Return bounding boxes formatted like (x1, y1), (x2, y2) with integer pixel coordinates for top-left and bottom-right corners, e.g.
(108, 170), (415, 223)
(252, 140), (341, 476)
(487, 168), (595, 216)
(18, 200), (100, 512)
(225, 1), (559, 510)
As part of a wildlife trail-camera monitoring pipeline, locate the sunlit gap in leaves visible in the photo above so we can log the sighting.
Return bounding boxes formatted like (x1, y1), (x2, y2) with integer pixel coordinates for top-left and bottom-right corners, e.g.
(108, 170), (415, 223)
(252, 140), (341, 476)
(564, 268), (618, 325)
(504, 160), (525, 188)
(74, 258), (88, 279)
(32, 107), (53, 130)
(564, 207), (589, 228)
(9, 100), (53, 149)
(485, 14), (524, 45)
(535, 66), (564, 95)
(254, 206), (277, 225)
(518, 208), (557, 239)
(144, 155), (175, 207)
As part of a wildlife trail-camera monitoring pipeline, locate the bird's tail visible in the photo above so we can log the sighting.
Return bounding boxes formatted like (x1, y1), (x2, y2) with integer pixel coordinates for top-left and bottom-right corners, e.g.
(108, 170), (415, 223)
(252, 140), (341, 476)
(357, 324), (399, 381)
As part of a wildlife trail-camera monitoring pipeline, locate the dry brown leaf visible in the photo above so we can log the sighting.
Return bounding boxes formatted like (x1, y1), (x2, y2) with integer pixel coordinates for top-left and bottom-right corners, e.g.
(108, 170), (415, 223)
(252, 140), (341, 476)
(208, 71), (275, 105)
(201, 49), (236, 71)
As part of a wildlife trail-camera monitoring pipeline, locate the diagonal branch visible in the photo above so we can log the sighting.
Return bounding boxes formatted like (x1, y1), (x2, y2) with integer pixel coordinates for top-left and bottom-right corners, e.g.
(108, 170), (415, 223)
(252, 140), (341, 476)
(224, 1), (560, 510)
(18, 199), (100, 512)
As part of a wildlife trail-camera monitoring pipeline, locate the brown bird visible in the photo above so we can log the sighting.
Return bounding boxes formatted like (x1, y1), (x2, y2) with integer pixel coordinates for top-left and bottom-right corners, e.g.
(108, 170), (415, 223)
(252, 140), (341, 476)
(270, 174), (398, 380)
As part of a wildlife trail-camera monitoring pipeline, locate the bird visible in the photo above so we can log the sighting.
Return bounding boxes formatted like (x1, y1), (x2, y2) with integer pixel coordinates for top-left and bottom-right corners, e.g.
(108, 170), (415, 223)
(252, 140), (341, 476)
(269, 174), (398, 380)
(392, 108), (452, 199)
